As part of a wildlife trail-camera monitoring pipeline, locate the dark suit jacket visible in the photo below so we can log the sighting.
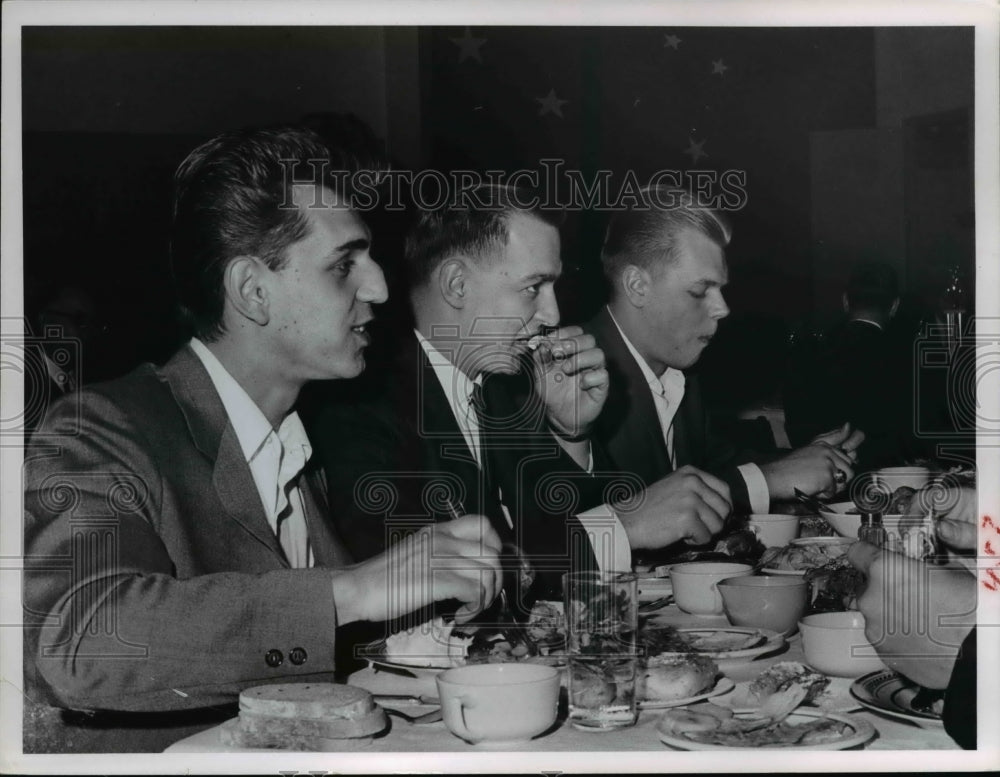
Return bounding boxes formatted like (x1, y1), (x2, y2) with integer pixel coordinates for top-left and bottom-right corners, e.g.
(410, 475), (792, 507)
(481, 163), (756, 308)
(307, 333), (619, 600)
(584, 307), (760, 512)
(23, 346), (353, 752)
(943, 627), (976, 749)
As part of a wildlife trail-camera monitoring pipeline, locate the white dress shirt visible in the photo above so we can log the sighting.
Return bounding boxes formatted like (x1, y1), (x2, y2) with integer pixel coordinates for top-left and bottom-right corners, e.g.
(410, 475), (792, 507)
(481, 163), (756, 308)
(415, 331), (630, 569)
(189, 338), (314, 568)
(606, 308), (770, 514)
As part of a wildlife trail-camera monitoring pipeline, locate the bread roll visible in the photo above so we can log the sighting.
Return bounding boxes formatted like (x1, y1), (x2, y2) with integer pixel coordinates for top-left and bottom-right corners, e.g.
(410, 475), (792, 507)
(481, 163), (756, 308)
(640, 654), (718, 701)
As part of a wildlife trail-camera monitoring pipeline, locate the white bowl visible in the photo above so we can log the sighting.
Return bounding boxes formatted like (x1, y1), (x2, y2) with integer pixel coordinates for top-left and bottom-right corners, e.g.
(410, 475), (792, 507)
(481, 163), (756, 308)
(748, 514), (800, 547)
(668, 562), (754, 616)
(436, 663), (560, 744)
(871, 466), (931, 492)
(798, 611), (887, 678)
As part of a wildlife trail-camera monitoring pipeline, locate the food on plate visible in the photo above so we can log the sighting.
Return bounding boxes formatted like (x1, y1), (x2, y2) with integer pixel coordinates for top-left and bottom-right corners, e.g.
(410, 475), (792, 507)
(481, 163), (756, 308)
(698, 702), (736, 722)
(666, 528), (767, 566)
(658, 708), (721, 736)
(797, 515), (835, 538)
(746, 662), (830, 706)
(640, 625), (766, 656)
(383, 616), (472, 668)
(803, 557), (866, 612)
(760, 540), (849, 572)
(659, 707), (852, 747)
(525, 600), (565, 645)
(887, 486), (917, 515)
(640, 653), (719, 701)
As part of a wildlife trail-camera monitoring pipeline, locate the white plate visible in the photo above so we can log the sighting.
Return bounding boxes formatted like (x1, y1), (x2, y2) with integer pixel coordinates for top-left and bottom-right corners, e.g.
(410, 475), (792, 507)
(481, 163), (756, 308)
(716, 676), (861, 714)
(650, 627), (785, 661)
(850, 669), (944, 727)
(656, 708), (875, 750)
(640, 676), (735, 710)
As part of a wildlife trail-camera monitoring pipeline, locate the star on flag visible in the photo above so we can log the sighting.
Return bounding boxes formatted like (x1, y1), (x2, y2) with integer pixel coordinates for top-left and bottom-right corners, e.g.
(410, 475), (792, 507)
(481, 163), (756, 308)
(711, 59), (729, 76)
(450, 28), (486, 63)
(663, 34), (682, 50)
(536, 88), (569, 118)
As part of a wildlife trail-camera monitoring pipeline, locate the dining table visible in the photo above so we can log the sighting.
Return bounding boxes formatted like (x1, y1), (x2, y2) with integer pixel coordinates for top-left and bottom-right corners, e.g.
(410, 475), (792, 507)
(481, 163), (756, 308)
(164, 602), (960, 757)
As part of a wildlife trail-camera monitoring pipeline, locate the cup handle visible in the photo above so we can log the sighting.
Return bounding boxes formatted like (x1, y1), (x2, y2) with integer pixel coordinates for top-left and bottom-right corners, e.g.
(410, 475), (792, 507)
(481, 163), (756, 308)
(443, 694), (476, 740)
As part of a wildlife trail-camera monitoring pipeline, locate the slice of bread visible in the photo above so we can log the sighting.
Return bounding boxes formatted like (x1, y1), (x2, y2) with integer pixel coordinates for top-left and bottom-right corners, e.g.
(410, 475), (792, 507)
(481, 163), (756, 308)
(218, 718), (376, 751)
(239, 683), (376, 720)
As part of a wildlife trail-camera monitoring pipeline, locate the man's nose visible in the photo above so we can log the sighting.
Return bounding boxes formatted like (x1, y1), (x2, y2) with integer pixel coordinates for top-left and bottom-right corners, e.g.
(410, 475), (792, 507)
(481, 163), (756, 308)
(359, 256), (389, 304)
(534, 288), (560, 328)
(710, 291), (730, 321)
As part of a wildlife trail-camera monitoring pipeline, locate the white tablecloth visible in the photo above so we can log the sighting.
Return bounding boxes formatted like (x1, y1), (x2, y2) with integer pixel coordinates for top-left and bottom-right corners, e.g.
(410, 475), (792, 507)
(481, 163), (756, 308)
(165, 605), (959, 754)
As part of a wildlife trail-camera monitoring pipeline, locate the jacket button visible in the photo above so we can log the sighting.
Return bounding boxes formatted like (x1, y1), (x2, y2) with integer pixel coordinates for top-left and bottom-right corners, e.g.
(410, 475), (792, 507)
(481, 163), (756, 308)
(289, 647), (308, 665)
(264, 649), (284, 668)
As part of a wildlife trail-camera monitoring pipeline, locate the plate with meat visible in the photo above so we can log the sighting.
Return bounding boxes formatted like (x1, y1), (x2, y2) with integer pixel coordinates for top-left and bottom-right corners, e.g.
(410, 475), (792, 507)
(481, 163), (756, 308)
(715, 662), (861, 714)
(850, 669), (945, 727)
(656, 706), (875, 750)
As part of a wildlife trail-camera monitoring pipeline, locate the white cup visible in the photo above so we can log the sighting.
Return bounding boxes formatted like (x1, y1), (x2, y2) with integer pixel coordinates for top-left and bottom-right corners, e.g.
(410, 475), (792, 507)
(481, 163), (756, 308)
(669, 562), (755, 616)
(748, 514), (801, 547)
(798, 611), (887, 677)
(436, 663), (560, 745)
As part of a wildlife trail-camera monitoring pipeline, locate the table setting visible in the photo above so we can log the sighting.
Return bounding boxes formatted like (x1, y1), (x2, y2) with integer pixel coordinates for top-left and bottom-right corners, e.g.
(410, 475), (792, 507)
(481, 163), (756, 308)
(165, 463), (968, 754)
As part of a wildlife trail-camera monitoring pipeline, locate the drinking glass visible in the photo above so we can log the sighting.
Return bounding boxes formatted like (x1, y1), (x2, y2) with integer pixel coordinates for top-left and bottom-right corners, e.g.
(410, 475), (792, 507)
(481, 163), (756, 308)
(562, 571), (639, 730)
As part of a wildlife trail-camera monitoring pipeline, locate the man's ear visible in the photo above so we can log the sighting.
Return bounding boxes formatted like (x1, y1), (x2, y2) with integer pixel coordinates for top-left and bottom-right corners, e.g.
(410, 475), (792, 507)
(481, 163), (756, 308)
(224, 256), (270, 326)
(438, 258), (468, 310)
(621, 264), (650, 307)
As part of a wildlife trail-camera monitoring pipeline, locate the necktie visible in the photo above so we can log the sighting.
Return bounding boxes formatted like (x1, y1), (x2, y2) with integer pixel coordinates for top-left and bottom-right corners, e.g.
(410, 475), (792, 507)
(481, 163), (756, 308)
(469, 381), (489, 475)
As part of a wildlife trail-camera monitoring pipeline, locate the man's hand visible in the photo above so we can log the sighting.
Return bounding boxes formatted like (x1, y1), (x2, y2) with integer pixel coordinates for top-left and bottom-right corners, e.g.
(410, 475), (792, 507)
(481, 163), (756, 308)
(916, 484), (977, 571)
(760, 422), (863, 499)
(848, 541), (976, 690)
(812, 422), (865, 462)
(332, 515), (503, 625)
(616, 465), (732, 550)
(533, 326), (609, 440)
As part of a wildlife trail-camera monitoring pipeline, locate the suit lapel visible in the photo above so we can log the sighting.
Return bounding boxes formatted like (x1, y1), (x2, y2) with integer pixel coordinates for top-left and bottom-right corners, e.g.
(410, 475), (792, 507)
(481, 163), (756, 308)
(302, 467), (353, 567)
(406, 336), (508, 536)
(587, 308), (672, 485)
(160, 346), (287, 563)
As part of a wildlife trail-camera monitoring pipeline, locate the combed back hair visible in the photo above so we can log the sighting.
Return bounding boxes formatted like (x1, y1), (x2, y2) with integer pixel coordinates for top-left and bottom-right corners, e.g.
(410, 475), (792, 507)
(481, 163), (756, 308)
(403, 185), (564, 287)
(846, 260), (899, 312)
(170, 126), (345, 341)
(601, 187), (732, 285)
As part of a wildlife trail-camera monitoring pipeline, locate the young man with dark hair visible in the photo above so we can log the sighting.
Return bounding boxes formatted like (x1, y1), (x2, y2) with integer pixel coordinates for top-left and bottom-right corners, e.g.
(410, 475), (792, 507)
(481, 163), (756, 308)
(23, 127), (503, 753)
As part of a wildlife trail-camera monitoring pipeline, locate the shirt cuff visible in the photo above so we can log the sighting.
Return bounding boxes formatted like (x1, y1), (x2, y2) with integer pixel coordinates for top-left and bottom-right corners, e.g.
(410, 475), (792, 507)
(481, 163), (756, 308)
(576, 504), (633, 573)
(737, 463), (770, 514)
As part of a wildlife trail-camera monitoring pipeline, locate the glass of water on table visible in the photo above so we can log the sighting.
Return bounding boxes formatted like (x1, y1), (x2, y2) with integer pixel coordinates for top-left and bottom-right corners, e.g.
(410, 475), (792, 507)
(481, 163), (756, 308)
(562, 571), (639, 730)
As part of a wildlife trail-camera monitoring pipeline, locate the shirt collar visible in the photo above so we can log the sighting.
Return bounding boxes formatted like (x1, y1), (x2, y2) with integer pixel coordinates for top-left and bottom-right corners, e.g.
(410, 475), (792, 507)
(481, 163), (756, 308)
(188, 338), (310, 465)
(414, 329), (481, 408)
(606, 306), (684, 395)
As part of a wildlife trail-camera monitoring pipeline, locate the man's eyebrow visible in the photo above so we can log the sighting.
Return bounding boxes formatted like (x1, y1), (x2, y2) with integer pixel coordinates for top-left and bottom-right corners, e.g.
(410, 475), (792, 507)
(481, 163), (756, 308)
(518, 271), (560, 284)
(334, 237), (370, 254)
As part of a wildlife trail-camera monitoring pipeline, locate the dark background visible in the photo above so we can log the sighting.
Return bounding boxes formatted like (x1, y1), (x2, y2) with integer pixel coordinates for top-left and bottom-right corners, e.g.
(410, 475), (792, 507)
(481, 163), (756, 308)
(20, 26), (975, 412)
